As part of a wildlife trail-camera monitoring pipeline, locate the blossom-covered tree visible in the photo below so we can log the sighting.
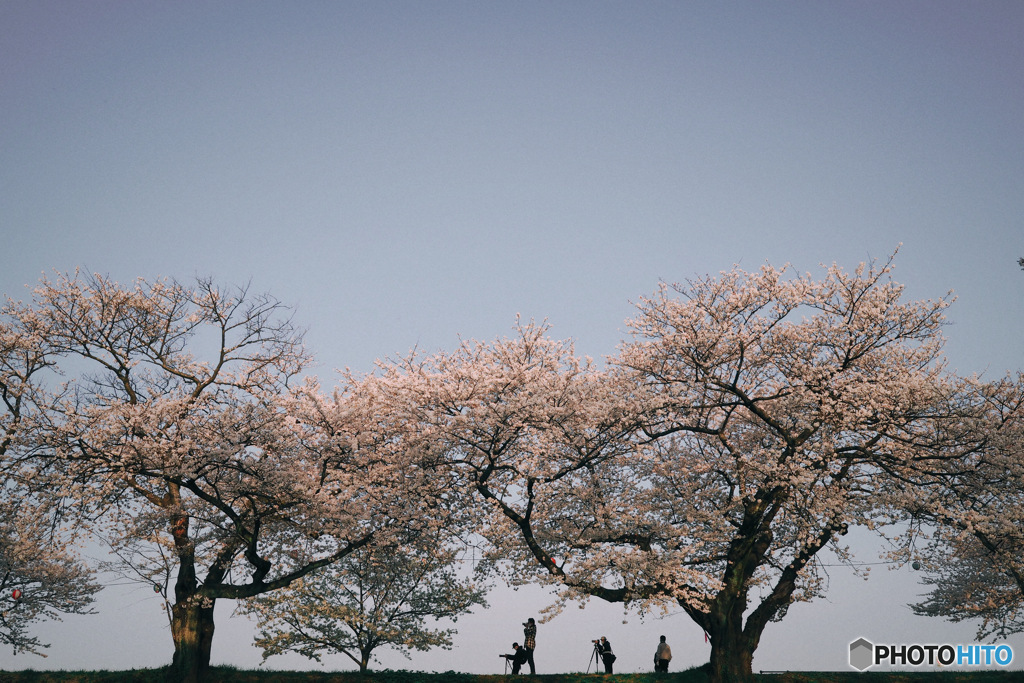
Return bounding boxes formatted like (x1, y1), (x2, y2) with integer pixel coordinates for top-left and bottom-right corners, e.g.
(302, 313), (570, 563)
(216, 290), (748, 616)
(610, 257), (961, 681)
(2, 423), (100, 659)
(381, 256), (961, 683)
(366, 322), (643, 597)
(0, 495), (100, 656)
(902, 374), (1024, 639)
(0, 304), (99, 655)
(912, 532), (1024, 639)
(239, 531), (488, 672)
(17, 273), (434, 683)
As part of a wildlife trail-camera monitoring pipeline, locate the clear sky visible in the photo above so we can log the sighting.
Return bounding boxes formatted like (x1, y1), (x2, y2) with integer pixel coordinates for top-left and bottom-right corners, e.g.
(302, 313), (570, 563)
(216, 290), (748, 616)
(2, 0), (1022, 675)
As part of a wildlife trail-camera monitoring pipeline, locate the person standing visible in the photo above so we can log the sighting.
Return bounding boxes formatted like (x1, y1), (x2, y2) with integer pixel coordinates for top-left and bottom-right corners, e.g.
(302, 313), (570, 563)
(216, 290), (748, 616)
(596, 636), (615, 674)
(654, 635), (672, 672)
(522, 617), (537, 674)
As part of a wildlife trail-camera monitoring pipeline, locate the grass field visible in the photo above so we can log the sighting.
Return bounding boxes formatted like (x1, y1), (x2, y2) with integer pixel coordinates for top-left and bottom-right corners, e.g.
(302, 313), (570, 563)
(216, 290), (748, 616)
(0, 667), (1021, 683)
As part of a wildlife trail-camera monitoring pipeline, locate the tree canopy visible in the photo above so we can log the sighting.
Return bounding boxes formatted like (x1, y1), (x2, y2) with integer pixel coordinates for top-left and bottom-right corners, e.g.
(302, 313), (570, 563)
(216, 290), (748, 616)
(8, 273), (454, 683)
(364, 255), (967, 682)
(2, 257), (1021, 683)
(240, 531), (488, 672)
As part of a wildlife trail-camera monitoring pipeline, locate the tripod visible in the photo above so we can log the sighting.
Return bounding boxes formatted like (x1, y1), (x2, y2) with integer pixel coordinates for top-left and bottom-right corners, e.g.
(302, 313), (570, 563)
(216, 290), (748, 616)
(586, 642), (601, 673)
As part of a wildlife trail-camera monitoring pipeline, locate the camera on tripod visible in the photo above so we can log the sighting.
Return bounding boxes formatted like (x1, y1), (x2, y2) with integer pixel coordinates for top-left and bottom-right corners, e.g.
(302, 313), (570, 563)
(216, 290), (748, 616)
(588, 637), (615, 674)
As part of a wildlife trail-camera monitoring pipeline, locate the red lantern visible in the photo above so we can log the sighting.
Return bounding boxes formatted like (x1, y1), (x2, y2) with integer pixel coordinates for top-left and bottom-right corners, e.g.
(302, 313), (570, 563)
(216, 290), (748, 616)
(11, 589), (22, 600)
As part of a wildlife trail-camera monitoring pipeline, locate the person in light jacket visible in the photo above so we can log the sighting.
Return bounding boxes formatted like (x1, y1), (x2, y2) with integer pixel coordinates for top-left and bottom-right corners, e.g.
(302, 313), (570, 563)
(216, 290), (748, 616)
(654, 634), (672, 672)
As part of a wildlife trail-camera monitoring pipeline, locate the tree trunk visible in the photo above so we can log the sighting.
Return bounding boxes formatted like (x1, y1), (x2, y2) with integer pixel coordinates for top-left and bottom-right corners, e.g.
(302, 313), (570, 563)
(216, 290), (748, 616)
(702, 546), (805, 683)
(706, 621), (758, 683)
(169, 597), (216, 683)
(709, 643), (756, 682)
(700, 519), (775, 683)
(165, 494), (217, 683)
(704, 587), (758, 683)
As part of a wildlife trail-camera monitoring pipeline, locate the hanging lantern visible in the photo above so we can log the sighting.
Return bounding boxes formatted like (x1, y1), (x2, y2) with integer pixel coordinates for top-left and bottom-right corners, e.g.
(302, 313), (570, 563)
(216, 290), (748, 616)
(11, 589), (22, 600)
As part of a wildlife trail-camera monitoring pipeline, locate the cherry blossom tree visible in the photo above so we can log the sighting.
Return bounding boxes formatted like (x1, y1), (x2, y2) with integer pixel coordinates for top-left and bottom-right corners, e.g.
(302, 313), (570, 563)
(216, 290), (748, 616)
(380, 256), (961, 683)
(901, 374), (1024, 639)
(239, 531), (488, 672)
(1, 302), (99, 656)
(365, 322), (644, 597)
(912, 532), (1024, 639)
(0, 494), (100, 656)
(608, 257), (959, 682)
(17, 273), (435, 683)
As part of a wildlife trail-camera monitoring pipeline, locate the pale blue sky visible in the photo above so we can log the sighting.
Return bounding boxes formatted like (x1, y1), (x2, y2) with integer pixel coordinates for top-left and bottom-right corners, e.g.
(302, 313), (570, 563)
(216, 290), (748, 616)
(2, 1), (1023, 674)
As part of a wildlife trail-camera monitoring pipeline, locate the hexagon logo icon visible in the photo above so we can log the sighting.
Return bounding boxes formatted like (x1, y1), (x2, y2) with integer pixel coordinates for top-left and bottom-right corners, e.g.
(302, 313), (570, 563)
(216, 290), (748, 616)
(849, 637), (874, 671)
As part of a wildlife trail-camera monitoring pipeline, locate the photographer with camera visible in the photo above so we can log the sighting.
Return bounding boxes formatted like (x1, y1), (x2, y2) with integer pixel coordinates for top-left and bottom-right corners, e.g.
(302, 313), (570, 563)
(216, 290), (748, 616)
(522, 617), (536, 674)
(500, 642), (529, 674)
(593, 636), (615, 674)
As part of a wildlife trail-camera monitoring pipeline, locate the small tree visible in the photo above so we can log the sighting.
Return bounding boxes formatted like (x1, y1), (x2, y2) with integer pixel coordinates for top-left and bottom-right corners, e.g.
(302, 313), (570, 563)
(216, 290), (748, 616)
(0, 303), (99, 656)
(904, 257), (1024, 631)
(0, 495), (100, 656)
(912, 532), (1024, 639)
(240, 535), (488, 672)
(900, 374), (1024, 639)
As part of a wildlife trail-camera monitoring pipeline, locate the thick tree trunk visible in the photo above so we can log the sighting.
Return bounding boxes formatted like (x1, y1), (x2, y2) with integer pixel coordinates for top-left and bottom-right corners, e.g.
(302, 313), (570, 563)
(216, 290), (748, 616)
(706, 620), (758, 683)
(700, 516), (775, 683)
(165, 496), (217, 683)
(702, 546), (808, 682)
(709, 644), (756, 682)
(169, 598), (216, 683)
(704, 586), (759, 683)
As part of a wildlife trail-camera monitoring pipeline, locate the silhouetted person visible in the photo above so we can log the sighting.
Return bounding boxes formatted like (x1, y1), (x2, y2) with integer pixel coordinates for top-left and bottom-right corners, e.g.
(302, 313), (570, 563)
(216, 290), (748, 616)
(501, 642), (529, 674)
(596, 636), (615, 673)
(522, 617), (536, 674)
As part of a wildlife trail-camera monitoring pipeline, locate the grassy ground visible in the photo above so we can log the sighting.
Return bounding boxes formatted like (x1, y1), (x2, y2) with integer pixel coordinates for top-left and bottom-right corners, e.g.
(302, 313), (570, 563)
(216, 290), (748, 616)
(1, 667), (1022, 683)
